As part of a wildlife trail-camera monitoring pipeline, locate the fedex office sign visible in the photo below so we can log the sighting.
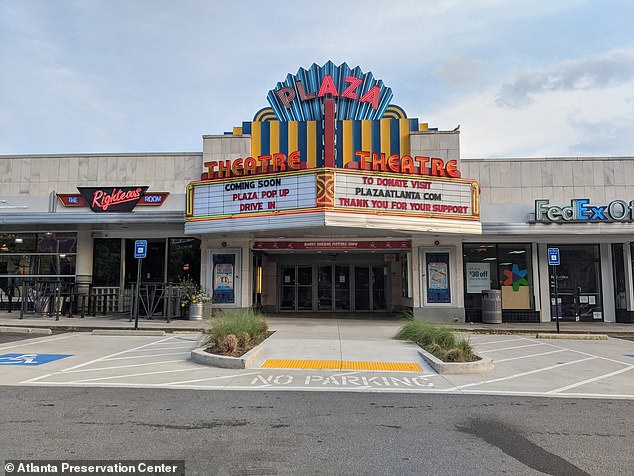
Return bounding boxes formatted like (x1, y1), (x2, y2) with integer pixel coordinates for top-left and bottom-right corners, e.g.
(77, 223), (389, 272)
(535, 199), (634, 222)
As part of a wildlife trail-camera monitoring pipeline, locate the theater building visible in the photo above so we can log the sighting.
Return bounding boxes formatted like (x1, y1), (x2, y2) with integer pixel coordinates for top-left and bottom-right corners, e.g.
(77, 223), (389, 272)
(1, 61), (633, 324)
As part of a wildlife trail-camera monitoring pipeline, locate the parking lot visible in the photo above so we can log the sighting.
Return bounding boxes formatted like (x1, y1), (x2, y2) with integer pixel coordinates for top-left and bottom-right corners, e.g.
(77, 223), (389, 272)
(1, 325), (633, 399)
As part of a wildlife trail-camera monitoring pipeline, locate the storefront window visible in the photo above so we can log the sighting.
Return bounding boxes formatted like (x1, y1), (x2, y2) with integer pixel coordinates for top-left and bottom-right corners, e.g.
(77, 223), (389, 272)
(463, 244), (497, 311)
(167, 238), (201, 284)
(93, 239), (122, 286)
(548, 244), (602, 321)
(463, 243), (533, 311)
(124, 239), (166, 284)
(613, 244), (626, 311)
(498, 244), (532, 310)
(0, 232), (76, 283)
(96, 238), (201, 288)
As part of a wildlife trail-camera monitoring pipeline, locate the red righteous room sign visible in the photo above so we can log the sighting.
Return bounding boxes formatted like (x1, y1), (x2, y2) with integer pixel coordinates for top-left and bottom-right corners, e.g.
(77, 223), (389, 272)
(58, 188), (170, 211)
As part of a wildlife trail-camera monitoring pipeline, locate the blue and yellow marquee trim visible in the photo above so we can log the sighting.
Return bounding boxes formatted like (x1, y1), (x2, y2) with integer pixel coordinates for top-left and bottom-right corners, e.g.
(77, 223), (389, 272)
(229, 105), (431, 169)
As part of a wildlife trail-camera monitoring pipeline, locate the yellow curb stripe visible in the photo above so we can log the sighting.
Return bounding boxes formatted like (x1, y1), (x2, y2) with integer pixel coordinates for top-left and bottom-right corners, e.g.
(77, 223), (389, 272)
(261, 359), (422, 372)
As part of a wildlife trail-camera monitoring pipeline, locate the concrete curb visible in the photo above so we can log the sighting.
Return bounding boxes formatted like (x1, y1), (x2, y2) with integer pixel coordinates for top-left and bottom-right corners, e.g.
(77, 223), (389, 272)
(417, 349), (493, 374)
(0, 326), (52, 335)
(536, 333), (609, 340)
(191, 342), (264, 369)
(91, 330), (166, 336)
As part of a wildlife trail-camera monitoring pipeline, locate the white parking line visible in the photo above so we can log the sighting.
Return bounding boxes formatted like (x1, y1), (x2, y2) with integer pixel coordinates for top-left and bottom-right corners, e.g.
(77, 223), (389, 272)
(124, 346), (195, 352)
(478, 343), (545, 353)
(0, 333), (75, 350)
(60, 336), (175, 372)
(104, 351), (191, 361)
(162, 371), (262, 386)
(62, 368), (201, 384)
(546, 365), (634, 394)
(474, 337), (528, 346)
(452, 356), (596, 390)
(495, 349), (567, 362)
(537, 339), (634, 366)
(63, 360), (187, 373)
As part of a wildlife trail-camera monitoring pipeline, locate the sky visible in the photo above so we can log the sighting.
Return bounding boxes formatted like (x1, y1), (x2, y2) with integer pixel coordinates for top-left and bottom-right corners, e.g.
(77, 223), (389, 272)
(1, 0), (633, 159)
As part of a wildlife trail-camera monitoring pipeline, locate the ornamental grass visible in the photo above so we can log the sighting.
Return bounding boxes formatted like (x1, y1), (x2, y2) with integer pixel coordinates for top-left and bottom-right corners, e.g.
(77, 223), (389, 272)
(395, 319), (477, 362)
(203, 309), (269, 356)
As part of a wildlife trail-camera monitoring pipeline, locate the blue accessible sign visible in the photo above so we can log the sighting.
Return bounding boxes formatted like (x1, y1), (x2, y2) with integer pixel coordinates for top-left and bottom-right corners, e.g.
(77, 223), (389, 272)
(134, 240), (147, 259)
(0, 353), (72, 366)
(548, 247), (560, 266)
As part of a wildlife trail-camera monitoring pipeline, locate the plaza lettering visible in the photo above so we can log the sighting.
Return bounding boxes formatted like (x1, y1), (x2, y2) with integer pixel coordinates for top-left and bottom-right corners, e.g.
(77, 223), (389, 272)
(536, 199), (634, 222)
(276, 74), (382, 110)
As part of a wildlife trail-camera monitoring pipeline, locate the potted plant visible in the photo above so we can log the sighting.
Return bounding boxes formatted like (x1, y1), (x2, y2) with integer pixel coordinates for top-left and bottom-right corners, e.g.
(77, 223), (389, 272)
(188, 290), (210, 320)
(174, 276), (211, 320)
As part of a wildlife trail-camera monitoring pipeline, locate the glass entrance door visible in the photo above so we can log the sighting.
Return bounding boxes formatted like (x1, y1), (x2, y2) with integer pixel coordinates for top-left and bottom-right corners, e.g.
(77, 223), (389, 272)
(548, 245), (603, 321)
(279, 263), (388, 312)
(354, 266), (370, 311)
(297, 266), (313, 310)
(280, 265), (313, 311)
(354, 265), (387, 311)
(317, 265), (333, 311)
(372, 266), (387, 311)
(317, 265), (351, 311)
(334, 265), (350, 311)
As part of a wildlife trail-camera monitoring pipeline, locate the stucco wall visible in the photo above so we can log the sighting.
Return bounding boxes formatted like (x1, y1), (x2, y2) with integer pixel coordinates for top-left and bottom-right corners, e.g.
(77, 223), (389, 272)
(461, 157), (634, 223)
(0, 152), (202, 212)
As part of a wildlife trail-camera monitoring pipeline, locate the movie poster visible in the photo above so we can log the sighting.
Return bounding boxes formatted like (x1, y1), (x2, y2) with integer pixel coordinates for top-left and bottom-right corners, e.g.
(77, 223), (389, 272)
(426, 252), (451, 303)
(213, 254), (235, 303)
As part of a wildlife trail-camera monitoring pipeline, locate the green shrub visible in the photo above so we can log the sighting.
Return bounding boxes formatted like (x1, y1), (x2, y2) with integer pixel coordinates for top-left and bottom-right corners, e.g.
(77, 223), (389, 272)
(395, 320), (477, 362)
(205, 309), (268, 348)
(395, 320), (456, 348)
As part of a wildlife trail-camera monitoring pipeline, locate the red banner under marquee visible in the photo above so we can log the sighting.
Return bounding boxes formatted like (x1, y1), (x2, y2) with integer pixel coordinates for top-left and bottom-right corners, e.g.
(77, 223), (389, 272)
(253, 240), (411, 250)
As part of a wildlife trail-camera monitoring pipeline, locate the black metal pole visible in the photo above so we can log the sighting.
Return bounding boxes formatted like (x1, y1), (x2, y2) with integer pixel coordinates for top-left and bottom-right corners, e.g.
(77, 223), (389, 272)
(134, 258), (142, 330)
(553, 265), (560, 333)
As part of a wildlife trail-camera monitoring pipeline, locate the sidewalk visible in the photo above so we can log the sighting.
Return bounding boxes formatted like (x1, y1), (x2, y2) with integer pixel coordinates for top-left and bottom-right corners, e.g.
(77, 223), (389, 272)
(1, 310), (633, 336)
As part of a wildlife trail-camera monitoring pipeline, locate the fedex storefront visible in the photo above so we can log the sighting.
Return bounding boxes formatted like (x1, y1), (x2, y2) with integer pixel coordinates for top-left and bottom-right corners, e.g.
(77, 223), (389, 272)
(185, 62), (481, 320)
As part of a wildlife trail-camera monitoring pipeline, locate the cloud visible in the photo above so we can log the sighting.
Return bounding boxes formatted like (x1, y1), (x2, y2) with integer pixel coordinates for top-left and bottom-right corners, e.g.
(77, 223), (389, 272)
(568, 115), (634, 155)
(433, 56), (484, 86)
(496, 50), (634, 108)
(426, 78), (634, 159)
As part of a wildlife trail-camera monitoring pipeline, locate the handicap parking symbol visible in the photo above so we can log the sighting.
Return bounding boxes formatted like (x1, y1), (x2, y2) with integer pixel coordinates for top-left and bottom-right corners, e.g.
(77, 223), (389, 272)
(0, 353), (72, 366)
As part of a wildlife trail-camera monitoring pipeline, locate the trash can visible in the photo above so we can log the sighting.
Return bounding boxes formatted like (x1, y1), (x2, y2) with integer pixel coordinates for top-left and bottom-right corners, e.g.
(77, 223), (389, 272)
(481, 289), (502, 324)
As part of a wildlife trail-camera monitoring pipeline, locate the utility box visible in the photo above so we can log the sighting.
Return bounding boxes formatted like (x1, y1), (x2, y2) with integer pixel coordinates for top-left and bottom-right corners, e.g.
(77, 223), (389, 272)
(482, 289), (502, 324)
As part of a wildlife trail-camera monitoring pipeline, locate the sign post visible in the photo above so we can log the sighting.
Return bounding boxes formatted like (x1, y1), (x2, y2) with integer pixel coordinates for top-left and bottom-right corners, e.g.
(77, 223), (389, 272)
(133, 240), (147, 330)
(548, 247), (561, 334)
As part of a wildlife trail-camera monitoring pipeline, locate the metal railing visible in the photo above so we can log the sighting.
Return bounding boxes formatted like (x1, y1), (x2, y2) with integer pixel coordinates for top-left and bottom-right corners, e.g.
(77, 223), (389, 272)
(1, 280), (187, 321)
(129, 282), (183, 322)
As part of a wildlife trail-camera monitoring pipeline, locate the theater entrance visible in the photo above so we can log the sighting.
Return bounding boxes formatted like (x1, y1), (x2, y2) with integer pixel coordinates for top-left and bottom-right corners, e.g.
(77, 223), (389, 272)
(279, 263), (389, 312)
